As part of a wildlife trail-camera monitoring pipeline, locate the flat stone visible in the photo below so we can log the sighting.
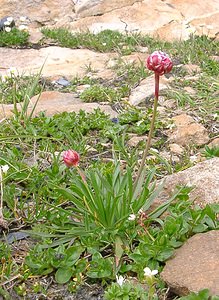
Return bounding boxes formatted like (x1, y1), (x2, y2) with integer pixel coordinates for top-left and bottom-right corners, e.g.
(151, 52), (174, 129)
(182, 64), (201, 75)
(161, 231), (219, 296)
(208, 138), (219, 148)
(0, 47), (116, 79)
(1, 0), (219, 41)
(0, 91), (118, 120)
(0, 0), (74, 27)
(128, 75), (171, 106)
(183, 86), (196, 95)
(127, 135), (148, 147)
(157, 158), (219, 207)
(74, 0), (139, 18)
(169, 143), (184, 155)
(167, 114), (210, 146)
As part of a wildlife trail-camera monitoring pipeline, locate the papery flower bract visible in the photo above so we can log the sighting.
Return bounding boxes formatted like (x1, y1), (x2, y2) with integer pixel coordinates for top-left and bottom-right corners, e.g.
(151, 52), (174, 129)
(128, 214), (136, 221)
(4, 21), (11, 26)
(8, 67), (16, 74)
(146, 51), (173, 75)
(18, 25), (28, 31)
(116, 275), (125, 286)
(1, 165), (9, 173)
(144, 267), (158, 277)
(4, 27), (12, 33)
(20, 16), (28, 22)
(63, 150), (80, 167)
(6, 17), (14, 23)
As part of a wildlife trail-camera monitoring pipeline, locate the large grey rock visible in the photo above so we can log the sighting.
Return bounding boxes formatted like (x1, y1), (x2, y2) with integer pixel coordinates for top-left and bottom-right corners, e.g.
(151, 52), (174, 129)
(157, 158), (219, 207)
(67, 0), (219, 40)
(1, 0), (219, 41)
(161, 231), (219, 296)
(0, 0), (74, 27)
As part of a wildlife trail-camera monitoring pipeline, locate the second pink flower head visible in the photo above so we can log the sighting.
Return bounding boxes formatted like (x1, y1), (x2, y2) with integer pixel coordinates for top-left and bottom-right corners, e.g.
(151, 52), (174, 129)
(63, 149), (80, 167)
(147, 51), (173, 75)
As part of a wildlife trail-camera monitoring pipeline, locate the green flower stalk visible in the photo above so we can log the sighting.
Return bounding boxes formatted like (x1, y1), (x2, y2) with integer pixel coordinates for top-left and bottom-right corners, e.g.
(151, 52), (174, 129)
(134, 51), (173, 189)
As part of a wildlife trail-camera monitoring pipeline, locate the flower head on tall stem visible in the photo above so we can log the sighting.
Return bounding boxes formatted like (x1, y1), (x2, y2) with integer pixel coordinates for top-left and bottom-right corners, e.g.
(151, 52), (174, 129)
(133, 51), (173, 190)
(146, 51), (173, 76)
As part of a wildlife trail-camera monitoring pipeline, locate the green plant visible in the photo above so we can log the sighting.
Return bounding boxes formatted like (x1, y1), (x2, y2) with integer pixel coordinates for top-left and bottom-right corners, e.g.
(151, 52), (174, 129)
(104, 280), (152, 300)
(0, 28), (29, 47)
(202, 145), (219, 158)
(180, 289), (219, 300)
(80, 84), (121, 103)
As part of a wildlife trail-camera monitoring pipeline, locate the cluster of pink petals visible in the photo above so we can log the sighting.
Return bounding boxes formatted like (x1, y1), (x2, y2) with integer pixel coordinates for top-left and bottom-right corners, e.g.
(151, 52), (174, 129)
(146, 51), (173, 75)
(63, 149), (80, 167)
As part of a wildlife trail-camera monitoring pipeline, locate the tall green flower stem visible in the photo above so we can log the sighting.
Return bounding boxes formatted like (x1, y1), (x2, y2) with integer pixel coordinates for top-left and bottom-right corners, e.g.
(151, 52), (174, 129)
(134, 73), (159, 190)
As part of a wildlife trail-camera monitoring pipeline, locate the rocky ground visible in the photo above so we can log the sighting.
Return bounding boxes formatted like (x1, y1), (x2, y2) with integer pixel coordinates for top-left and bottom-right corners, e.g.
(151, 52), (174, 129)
(0, 1), (219, 299)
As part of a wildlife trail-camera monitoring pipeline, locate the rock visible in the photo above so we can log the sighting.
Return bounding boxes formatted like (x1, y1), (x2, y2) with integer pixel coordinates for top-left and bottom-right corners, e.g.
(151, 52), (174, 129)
(169, 143), (184, 155)
(0, 47), (116, 79)
(127, 135), (148, 147)
(68, 0), (219, 40)
(183, 86), (196, 95)
(161, 231), (219, 296)
(128, 75), (171, 106)
(69, 1), (182, 36)
(0, 0), (74, 28)
(1, 0), (219, 41)
(0, 91), (118, 120)
(162, 99), (176, 109)
(208, 138), (219, 148)
(182, 64), (201, 75)
(167, 114), (210, 146)
(157, 158), (219, 207)
(211, 56), (219, 62)
(74, 0), (139, 18)
(0, 16), (15, 31)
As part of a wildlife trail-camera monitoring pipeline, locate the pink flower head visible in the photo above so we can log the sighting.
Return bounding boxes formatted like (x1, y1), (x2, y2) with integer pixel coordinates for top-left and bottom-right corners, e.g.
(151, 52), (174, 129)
(146, 51), (173, 75)
(63, 149), (80, 167)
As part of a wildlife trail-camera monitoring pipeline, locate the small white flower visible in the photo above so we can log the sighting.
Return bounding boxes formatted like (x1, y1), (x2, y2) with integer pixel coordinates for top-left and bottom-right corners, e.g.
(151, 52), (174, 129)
(4, 27), (11, 33)
(128, 214), (136, 221)
(1, 74), (8, 82)
(19, 16), (28, 22)
(144, 267), (158, 278)
(116, 275), (125, 286)
(8, 67), (17, 74)
(1, 165), (9, 173)
(18, 25), (28, 31)
(4, 20), (11, 26)
(6, 17), (14, 23)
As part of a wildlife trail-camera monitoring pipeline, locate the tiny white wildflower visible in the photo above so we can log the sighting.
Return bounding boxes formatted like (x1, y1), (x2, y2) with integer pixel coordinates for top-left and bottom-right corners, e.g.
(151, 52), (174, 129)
(102, 42), (106, 46)
(116, 275), (125, 286)
(6, 17), (14, 23)
(1, 165), (9, 173)
(4, 27), (11, 33)
(18, 24), (28, 31)
(8, 67), (17, 74)
(19, 16), (28, 22)
(144, 267), (158, 277)
(4, 20), (11, 26)
(128, 214), (136, 221)
(1, 74), (8, 82)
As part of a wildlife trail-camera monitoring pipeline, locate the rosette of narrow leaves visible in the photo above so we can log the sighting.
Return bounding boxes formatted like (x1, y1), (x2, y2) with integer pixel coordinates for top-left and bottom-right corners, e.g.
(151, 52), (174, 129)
(45, 162), (178, 247)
